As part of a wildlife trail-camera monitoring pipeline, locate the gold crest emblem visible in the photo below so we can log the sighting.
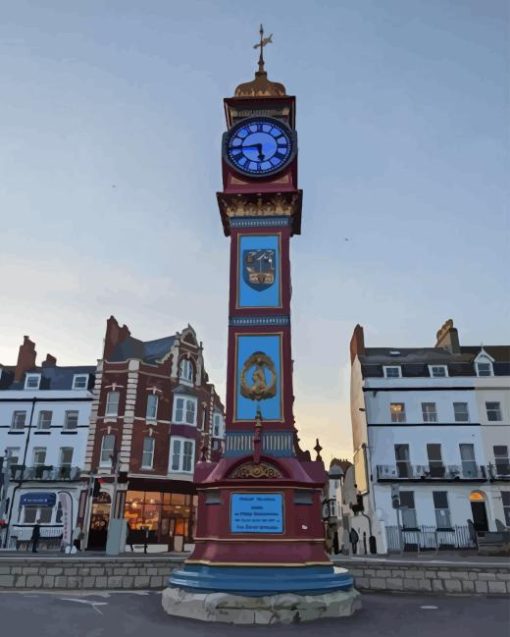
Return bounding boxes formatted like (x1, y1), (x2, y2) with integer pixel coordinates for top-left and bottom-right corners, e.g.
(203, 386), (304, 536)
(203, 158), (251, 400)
(240, 351), (277, 401)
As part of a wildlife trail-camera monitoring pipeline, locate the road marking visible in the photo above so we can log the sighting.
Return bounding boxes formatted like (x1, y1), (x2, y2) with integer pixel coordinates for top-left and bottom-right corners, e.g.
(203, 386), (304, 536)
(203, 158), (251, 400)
(59, 598), (108, 615)
(420, 605), (438, 610)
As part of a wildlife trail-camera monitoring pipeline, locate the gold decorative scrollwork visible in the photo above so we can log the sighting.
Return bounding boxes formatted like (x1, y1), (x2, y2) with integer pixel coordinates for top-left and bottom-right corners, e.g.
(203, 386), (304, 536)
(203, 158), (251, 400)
(240, 351), (277, 401)
(230, 462), (282, 479)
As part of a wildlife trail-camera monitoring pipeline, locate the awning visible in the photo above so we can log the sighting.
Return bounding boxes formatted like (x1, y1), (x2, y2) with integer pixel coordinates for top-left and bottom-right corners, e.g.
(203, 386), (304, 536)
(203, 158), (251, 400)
(20, 492), (56, 507)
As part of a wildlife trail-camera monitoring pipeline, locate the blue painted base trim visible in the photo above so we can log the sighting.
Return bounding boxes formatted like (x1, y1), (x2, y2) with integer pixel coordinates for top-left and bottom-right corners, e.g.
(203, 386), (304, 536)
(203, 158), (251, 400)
(169, 564), (354, 597)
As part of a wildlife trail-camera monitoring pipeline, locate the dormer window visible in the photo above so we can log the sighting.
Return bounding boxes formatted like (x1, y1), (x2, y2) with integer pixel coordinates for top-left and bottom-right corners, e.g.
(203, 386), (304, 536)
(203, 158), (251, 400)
(476, 361), (493, 377)
(383, 366), (402, 379)
(474, 350), (495, 377)
(179, 358), (194, 384)
(25, 374), (41, 390)
(429, 365), (448, 378)
(72, 374), (89, 390)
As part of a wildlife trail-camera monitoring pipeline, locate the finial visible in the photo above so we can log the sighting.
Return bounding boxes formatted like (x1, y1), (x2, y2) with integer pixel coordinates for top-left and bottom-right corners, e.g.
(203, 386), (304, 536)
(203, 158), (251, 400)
(314, 438), (323, 462)
(253, 24), (273, 74)
(253, 409), (263, 464)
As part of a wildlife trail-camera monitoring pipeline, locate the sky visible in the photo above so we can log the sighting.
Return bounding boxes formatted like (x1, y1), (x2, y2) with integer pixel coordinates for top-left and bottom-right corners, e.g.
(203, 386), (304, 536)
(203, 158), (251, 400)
(0, 0), (508, 463)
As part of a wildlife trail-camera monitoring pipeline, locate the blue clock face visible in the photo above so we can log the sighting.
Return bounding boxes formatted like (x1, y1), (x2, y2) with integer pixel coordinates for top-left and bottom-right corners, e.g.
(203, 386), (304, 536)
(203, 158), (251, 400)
(224, 117), (294, 177)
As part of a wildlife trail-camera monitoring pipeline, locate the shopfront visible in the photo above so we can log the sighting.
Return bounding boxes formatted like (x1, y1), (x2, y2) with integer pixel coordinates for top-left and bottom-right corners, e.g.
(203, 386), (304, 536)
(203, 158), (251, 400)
(124, 490), (196, 551)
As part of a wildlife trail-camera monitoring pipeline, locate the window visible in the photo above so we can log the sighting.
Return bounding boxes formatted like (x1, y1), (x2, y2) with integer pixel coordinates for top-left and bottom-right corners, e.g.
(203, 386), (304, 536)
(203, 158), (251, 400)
(5, 447), (20, 465)
(23, 506), (52, 524)
(399, 492), (417, 528)
(429, 365), (448, 378)
(502, 492), (510, 527)
(384, 366), (401, 379)
(59, 448), (74, 476)
(213, 413), (223, 438)
(433, 491), (451, 529)
(24, 374), (41, 390)
(494, 446), (510, 476)
(179, 358), (194, 383)
(100, 434), (115, 467)
(173, 396), (197, 426)
(394, 444), (411, 478)
(11, 411), (27, 429)
(64, 410), (79, 430)
(427, 444), (445, 477)
(105, 391), (120, 416)
(390, 403), (406, 423)
(32, 447), (47, 466)
(476, 361), (493, 377)
(422, 402), (438, 423)
(486, 402), (502, 422)
(72, 374), (88, 390)
(37, 410), (52, 429)
(459, 443), (477, 478)
(146, 394), (158, 421)
(453, 402), (469, 423)
(169, 437), (195, 473)
(141, 437), (155, 469)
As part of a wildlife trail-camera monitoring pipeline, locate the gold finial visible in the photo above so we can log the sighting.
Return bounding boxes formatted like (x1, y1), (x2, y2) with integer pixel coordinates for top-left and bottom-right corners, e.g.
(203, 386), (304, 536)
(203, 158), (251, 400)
(253, 24), (273, 73)
(234, 24), (286, 98)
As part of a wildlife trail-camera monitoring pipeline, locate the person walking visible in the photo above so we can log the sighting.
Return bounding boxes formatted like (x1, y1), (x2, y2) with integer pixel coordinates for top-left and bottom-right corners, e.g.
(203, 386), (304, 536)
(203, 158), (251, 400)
(126, 521), (134, 552)
(72, 525), (83, 552)
(31, 520), (41, 553)
(349, 527), (359, 555)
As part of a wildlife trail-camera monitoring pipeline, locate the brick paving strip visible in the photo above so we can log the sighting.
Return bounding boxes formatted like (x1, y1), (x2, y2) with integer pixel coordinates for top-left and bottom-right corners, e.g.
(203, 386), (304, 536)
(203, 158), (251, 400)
(0, 552), (508, 595)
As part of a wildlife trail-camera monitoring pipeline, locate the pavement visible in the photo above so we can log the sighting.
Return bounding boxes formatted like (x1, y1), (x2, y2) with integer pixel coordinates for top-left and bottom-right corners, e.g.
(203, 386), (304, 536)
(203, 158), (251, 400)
(0, 590), (508, 637)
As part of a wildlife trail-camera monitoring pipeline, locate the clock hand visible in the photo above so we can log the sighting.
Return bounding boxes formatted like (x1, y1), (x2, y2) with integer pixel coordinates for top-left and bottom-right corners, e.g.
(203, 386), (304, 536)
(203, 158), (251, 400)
(230, 143), (266, 161)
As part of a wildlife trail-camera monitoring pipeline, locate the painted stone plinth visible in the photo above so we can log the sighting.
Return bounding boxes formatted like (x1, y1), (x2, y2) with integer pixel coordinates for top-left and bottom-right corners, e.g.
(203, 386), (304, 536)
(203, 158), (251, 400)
(161, 586), (362, 624)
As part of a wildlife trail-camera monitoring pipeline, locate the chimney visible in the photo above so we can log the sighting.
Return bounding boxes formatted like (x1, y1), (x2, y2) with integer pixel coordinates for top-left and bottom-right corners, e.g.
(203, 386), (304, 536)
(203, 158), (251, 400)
(350, 324), (365, 364)
(103, 315), (131, 360)
(435, 319), (460, 353)
(14, 336), (37, 382)
(42, 354), (57, 367)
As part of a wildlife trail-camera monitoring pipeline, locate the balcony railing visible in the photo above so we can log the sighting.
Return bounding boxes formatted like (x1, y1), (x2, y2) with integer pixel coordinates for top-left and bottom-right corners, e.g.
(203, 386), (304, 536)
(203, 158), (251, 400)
(376, 464), (488, 481)
(8, 465), (81, 481)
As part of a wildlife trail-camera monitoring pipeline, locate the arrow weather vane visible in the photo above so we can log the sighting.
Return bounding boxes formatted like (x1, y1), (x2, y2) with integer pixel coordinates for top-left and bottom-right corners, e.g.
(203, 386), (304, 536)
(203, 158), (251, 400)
(253, 24), (273, 72)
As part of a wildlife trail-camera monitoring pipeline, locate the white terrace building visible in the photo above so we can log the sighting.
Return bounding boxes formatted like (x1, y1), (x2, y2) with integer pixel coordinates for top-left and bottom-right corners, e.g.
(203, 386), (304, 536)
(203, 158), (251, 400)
(0, 337), (94, 550)
(349, 320), (510, 554)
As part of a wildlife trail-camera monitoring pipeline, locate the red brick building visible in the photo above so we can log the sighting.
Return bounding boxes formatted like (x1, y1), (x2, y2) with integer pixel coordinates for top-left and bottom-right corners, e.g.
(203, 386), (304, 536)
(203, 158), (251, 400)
(80, 316), (224, 551)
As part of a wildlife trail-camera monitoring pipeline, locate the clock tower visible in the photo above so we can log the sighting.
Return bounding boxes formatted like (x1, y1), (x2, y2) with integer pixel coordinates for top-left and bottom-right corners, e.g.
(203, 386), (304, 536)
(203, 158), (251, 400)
(165, 28), (358, 619)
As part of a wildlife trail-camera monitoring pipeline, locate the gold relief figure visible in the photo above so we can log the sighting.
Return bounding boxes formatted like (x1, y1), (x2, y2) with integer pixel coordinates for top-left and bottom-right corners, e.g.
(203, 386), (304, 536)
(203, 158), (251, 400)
(240, 351), (277, 401)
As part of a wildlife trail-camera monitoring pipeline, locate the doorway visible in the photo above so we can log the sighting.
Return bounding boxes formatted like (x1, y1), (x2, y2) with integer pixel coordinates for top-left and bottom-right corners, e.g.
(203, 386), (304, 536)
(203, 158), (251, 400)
(469, 491), (489, 532)
(88, 492), (111, 550)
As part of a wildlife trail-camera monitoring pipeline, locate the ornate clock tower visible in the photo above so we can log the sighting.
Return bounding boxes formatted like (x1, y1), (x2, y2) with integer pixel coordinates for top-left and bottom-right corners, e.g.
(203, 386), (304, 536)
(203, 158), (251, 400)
(165, 28), (357, 620)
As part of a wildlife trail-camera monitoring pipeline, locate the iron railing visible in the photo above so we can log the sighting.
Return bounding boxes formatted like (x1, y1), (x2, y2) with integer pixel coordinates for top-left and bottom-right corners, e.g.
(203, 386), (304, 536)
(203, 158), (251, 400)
(8, 465), (81, 481)
(376, 464), (487, 480)
(386, 524), (476, 552)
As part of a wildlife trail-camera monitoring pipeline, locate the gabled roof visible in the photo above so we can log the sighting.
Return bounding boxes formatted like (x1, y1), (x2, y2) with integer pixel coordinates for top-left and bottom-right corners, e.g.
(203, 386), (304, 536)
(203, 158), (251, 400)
(0, 366), (95, 391)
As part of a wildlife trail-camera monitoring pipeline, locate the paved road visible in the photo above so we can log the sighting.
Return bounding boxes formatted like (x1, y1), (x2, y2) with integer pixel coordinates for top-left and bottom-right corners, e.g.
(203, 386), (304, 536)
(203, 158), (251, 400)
(0, 591), (508, 637)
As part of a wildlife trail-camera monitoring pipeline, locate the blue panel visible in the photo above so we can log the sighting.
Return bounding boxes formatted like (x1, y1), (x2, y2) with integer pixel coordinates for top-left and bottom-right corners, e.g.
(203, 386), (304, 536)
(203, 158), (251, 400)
(20, 492), (56, 507)
(235, 334), (282, 421)
(169, 565), (354, 596)
(231, 493), (283, 534)
(238, 234), (281, 308)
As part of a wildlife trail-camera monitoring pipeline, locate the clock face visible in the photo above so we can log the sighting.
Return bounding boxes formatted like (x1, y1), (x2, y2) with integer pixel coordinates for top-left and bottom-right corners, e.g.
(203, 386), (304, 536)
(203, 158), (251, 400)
(224, 117), (295, 177)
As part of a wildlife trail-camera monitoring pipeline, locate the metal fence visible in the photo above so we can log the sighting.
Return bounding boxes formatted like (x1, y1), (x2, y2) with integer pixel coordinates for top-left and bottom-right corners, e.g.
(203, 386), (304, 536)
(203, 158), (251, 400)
(386, 525), (476, 552)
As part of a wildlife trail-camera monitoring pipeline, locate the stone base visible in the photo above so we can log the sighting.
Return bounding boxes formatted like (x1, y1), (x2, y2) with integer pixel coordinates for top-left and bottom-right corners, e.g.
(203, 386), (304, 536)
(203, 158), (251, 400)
(161, 586), (362, 624)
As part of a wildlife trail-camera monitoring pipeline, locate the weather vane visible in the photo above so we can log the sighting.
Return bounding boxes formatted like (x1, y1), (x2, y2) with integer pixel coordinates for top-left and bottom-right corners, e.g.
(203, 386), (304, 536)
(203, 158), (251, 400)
(253, 24), (273, 72)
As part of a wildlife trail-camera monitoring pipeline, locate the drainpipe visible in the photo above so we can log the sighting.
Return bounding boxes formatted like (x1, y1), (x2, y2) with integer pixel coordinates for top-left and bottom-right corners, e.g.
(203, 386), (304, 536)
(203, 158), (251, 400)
(3, 398), (37, 548)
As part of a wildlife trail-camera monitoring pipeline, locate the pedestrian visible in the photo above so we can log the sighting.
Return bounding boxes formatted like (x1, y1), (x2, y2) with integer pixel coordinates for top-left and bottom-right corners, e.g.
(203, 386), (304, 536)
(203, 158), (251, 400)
(126, 521), (134, 552)
(31, 519), (41, 553)
(349, 527), (359, 555)
(72, 525), (82, 552)
(143, 526), (149, 555)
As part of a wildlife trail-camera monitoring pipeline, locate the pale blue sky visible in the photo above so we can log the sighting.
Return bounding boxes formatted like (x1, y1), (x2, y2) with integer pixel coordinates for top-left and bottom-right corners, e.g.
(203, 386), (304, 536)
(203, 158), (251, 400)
(0, 1), (508, 459)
